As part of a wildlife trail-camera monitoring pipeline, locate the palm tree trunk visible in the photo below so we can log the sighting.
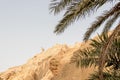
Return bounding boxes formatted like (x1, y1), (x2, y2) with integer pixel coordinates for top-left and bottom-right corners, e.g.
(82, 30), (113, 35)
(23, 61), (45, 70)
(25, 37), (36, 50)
(99, 54), (104, 80)
(98, 23), (120, 80)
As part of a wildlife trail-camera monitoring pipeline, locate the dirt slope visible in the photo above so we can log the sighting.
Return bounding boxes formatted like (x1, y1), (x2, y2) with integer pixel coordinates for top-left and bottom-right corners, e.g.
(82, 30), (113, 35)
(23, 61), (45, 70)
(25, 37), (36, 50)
(0, 41), (96, 80)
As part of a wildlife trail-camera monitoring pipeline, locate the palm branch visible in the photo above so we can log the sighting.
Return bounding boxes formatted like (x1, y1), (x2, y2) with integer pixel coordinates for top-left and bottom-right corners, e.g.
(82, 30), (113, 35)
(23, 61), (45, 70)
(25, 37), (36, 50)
(97, 23), (120, 79)
(71, 48), (99, 68)
(50, 0), (73, 14)
(71, 32), (120, 79)
(50, 0), (115, 34)
(84, 2), (120, 41)
(88, 71), (120, 80)
(71, 33), (108, 67)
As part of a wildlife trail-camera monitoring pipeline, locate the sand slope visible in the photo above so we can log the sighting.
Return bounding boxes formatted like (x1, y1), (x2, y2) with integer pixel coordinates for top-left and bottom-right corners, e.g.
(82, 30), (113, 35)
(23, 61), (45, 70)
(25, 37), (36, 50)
(0, 41), (96, 80)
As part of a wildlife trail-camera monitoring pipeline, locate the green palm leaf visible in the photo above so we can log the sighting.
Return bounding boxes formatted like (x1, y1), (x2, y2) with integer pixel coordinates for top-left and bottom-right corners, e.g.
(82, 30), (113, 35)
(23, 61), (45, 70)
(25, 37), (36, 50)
(71, 31), (120, 79)
(102, 12), (120, 33)
(88, 71), (120, 80)
(50, 0), (73, 14)
(84, 2), (120, 41)
(53, 0), (115, 34)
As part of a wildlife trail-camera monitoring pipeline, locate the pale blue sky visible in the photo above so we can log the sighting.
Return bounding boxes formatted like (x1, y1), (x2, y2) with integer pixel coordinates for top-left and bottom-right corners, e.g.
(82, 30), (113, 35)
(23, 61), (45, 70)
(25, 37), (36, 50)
(0, 0), (116, 72)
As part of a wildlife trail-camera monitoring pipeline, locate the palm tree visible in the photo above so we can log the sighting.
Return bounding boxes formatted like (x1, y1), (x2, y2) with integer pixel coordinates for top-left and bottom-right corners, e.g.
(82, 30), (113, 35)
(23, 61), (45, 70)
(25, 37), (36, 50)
(71, 33), (120, 79)
(49, 0), (120, 79)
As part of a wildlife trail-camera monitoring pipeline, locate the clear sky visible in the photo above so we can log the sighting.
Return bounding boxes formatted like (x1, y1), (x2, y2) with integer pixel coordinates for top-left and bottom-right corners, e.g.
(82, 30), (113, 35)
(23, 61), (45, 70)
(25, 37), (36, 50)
(0, 0), (116, 72)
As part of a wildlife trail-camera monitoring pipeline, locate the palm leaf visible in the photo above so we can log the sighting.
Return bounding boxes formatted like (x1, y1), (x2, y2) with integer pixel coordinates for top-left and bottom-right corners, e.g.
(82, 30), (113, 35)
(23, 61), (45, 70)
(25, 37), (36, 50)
(71, 47), (99, 68)
(98, 23), (120, 80)
(84, 2), (120, 41)
(54, 0), (114, 34)
(88, 71), (120, 80)
(49, 0), (73, 14)
(102, 12), (120, 33)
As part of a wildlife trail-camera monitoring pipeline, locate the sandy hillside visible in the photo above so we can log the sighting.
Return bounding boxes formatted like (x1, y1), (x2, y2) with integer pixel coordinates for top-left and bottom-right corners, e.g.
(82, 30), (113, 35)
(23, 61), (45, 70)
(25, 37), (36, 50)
(0, 40), (96, 80)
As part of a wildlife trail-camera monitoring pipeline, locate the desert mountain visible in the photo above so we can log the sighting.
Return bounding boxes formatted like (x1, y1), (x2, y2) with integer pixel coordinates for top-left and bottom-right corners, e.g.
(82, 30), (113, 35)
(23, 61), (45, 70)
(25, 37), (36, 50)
(0, 41), (96, 80)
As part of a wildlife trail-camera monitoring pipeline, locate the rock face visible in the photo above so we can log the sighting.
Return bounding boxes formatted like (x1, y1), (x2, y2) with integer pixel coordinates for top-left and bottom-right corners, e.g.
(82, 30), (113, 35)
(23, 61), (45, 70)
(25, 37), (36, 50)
(0, 41), (95, 80)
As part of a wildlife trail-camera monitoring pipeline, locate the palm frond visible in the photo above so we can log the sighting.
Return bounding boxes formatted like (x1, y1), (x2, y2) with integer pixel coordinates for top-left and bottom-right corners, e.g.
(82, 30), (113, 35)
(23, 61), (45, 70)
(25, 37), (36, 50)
(90, 33), (108, 49)
(80, 57), (98, 68)
(49, 0), (74, 14)
(71, 33), (109, 68)
(106, 37), (120, 70)
(88, 71), (120, 80)
(84, 2), (120, 41)
(102, 12), (120, 33)
(70, 31), (120, 80)
(70, 48), (98, 68)
(54, 0), (112, 34)
(98, 23), (120, 80)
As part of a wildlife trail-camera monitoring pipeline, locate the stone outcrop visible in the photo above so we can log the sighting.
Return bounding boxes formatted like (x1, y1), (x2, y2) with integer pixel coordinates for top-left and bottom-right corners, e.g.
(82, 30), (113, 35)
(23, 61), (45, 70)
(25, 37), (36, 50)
(0, 41), (96, 80)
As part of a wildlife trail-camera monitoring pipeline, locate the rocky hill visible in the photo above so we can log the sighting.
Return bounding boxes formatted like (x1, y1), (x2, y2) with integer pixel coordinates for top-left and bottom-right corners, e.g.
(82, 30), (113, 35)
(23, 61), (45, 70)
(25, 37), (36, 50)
(0, 41), (96, 80)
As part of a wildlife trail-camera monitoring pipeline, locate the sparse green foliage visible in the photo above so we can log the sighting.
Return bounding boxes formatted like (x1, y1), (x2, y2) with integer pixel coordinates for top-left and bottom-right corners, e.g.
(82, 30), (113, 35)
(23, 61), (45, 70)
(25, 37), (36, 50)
(88, 71), (120, 80)
(84, 2), (120, 41)
(71, 33), (120, 79)
(50, 0), (119, 40)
